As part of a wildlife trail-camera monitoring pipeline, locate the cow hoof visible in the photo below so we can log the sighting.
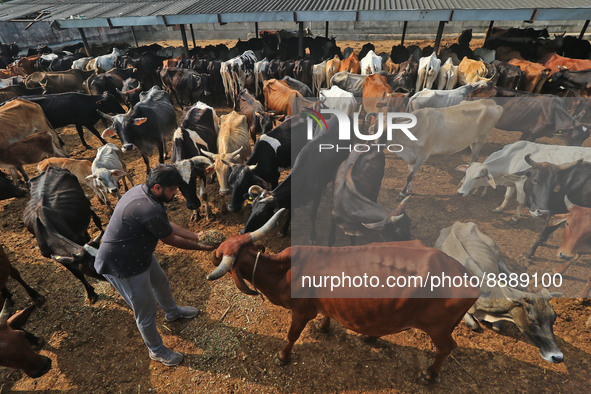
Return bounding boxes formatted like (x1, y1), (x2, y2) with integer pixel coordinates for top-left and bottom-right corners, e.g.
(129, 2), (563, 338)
(361, 335), (378, 344)
(418, 369), (437, 384)
(83, 144), (92, 150)
(88, 294), (99, 304)
(34, 294), (47, 307)
(510, 217), (520, 224)
(491, 207), (502, 213)
(275, 352), (289, 366)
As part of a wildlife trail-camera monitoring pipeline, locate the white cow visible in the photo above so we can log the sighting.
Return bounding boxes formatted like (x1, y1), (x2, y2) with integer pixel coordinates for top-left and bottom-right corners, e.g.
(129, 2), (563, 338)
(407, 81), (488, 112)
(254, 58), (269, 98)
(319, 85), (357, 117)
(395, 99), (503, 198)
(456, 140), (591, 222)
(94, 48), (121, 72)
(360, 50), (382, 75)
(415, 53), (441, 92)
(436, 58), (459, 90)
(71, 57), (92, 70)
(87, 143), (134, 212)
(220, 50), (257, 107)
(312, 60), (327, 96)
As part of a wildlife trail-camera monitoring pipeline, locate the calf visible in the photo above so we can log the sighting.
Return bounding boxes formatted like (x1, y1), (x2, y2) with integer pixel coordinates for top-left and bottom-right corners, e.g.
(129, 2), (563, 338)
(548, 197), (591, 297)
(236, 88), (278, 142)
(0, 131), (67, 183)
(159, 66), (210, 107)
(329, 150), (411, 246)
(87, 143), (134, 213)
(209, 209), (479, 382)
(435, 222), (564, 363)
(99, 86), (177, 173)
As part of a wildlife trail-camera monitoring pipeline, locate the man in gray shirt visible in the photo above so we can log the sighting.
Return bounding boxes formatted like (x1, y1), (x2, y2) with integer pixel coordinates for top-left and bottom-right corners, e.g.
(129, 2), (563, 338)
(95, 164), (215, 366)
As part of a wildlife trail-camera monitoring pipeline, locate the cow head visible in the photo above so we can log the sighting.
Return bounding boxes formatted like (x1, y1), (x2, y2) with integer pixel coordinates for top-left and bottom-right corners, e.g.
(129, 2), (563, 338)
(227, 168), (271, 213)
(554, 124), (589, 146)
(97, 91), (126, 115)
(208, 208), (285, 283)
(456, 163), (496, 197)
(506, 154), (583, 218)
(241, 187), (280, 234)
(201, 147), (243, 196)
(97, 109), (147, 152)
(501, 287), (564, 363)
(254, 110), (280, 135)
(0, 303), (52, 378)
(174, 156), (213, 211)
(86, 168), (126, 196)
(549, 196), (591, 261)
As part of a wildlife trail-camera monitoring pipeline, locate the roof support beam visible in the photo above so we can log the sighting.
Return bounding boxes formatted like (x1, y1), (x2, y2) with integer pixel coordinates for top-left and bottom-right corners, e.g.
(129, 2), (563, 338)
(255, 22), (259, 38)
(434, 21), (446, 55)
(179, 24), (189, 58)
(485, 20), (495, 41)
(298, 22), (304, 58)
(401, 21), (408, 46)
(190, 24), (196, 48)
(580, 20), (590, 39)
(78, 28), (91, 57)
(325, 21), (329, 38)
(130, 26), (139, 48)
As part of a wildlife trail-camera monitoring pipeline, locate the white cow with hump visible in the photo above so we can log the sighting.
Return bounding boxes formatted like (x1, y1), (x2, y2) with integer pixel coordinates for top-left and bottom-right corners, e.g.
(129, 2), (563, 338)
(319, 85), (357, 117)
(456, 140), (591, 222)
(415, 52), (441, 92)
(360, 50), (382, 75)
(394, 99), (503, 199)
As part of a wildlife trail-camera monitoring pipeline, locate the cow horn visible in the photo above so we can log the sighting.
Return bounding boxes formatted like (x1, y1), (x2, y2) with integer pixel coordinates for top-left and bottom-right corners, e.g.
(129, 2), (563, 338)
(248, 185), (263, 197)
(206, 255), (235, 280)
(249, 208), (287, 242)
(230, 146), (243, 159)
(524, 153), (537, 167)
(248, 164), (258, 171)
(190, 156), (213, 166)
(557, 158), (583, 170)
(200, 150), (216, 159)
(0, 300), (10, 325)
(564, 195), (574, 210)
(389, 214), (405, 223)
(221, 158), (234, 168)
(97, 110), (114, 122)
(398, 195), (411, 207)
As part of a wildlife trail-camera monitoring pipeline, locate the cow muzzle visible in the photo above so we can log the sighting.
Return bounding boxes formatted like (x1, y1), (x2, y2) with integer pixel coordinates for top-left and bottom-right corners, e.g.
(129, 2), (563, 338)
(26, 356), (52, 378)
(219, 189), (229, 197)
(122, 143), (135, 152)
(529, 209), (550, 218)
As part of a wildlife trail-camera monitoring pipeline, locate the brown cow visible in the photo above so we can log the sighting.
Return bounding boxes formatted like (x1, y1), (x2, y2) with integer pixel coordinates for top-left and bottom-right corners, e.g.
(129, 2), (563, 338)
(362, 73), (407, 114)
(207, 209), (479, 382)
(457, 57), (489, 85)
(162, 55), (182, 68)
(339, 52), (361, 74)
(0, 131), (67, 182)
(540, 53), (591, 74)
(37, 157), (98, 196)
(263, 78), (303, 115)
(14, 55), (41, 75)
(509, 59), (551, 93)
(548, 197), (591, 298)
(0, 245), (51, 378)
(325, 55), (341, 86)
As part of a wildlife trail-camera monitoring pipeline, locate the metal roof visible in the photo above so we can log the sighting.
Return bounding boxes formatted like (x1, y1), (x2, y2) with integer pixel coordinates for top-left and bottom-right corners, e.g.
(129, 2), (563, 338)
(1, 0), (590, 29)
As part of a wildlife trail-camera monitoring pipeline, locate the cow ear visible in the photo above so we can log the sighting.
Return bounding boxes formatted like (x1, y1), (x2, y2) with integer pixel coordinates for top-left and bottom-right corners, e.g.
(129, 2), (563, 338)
(487, 175), (496, 189)
(548, 214), (567, 227)
(455, 164), (469, 172)
(102, 127), (116, 138)
(110, 169), (126, 177)
(85, 174), (97, 181)
(133, 117), (147, 126)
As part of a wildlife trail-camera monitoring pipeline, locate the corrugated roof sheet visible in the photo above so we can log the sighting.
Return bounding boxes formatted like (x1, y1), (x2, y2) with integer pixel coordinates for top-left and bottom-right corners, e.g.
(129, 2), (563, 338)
(0, 0), (589, 26)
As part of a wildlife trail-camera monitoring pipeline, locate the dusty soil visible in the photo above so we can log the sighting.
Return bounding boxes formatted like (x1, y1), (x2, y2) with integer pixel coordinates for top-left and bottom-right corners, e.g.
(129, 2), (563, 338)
(1, 37), (591, 393)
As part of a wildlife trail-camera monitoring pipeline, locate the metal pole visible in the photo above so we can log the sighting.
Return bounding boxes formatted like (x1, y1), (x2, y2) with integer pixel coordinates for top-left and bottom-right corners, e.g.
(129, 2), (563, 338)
(179, 24), (189, 58)
(580, 20), (590, 39)
(190, 24), (196, 47)
(325, 21), (329, 38)
(255, 22), (259, 38)
(434, 21), (446, 55)
(298, 22), (304, 58)
(78, 28), (91, 57)
(130, 26), (139, 48)
(485, 20), (495, 41)
(401, 21), (408, 46)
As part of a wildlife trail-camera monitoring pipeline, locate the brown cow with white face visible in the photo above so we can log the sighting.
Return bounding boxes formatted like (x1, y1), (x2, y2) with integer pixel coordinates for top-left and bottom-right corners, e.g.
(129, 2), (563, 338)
(549, 196), (591, 298)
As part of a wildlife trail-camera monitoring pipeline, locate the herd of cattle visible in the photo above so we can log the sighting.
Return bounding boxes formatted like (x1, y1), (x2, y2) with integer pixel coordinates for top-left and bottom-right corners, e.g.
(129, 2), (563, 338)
(1, 26), (591, 383)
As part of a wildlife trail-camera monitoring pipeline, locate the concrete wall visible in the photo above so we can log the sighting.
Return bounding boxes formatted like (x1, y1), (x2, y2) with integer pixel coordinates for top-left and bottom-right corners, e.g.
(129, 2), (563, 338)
(0, 18), (589, 52)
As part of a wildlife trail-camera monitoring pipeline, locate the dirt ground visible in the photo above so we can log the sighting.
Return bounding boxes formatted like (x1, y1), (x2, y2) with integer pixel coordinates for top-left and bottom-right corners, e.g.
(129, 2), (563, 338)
(1, 37), (591, 393)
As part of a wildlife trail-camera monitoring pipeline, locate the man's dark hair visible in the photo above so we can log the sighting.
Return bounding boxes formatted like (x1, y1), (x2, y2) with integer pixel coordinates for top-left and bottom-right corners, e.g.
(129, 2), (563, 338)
(146, 164), (183, 189)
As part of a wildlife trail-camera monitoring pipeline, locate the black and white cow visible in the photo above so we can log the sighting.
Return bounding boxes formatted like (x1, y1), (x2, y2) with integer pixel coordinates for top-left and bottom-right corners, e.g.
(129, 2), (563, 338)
(220, 50), (257, 107)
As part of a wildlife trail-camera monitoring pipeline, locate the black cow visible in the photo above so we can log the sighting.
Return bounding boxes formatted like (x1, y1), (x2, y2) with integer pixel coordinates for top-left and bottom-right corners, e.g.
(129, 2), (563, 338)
(20, 92), (125, 149)
(242, 115), (348, 243)
(508, 155), (591, 258)
(84, 68), (137, 98)
(328, 150), (411, 246)
(99, 86), (177, 173)
(543, 69), (591, 97)
(559, 36), (591, 59)
(179, 102), (218, 154)
(390, 45), (410, 63)
(117, 78), (142, 107)
(236, 89), (278, 142)
(280, 76), (313, 97)
(0, 85), (44, 104)
(492, 60), (524, 90)
(206, 60), (224, 105)
(359, 43), (376, 60)
(293, 59), (313, 90)
(117, 52), (166, 88)
(159, 66), (210, 107)
(0, 171), (25, 200)
(23, 167), (105, 303)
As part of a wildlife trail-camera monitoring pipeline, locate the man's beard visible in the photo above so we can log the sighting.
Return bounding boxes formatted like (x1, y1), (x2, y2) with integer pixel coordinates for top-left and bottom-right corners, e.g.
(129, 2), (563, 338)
(156, 194), (175, 203)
